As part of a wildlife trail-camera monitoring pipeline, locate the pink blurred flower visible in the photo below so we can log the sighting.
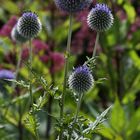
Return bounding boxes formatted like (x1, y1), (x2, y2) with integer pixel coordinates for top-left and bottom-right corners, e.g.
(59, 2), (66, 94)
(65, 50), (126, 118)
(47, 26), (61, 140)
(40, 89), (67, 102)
(71, 11), (96, 54)
(50, 52), (65, 73)
(40, 55), (50, 63)
(116, 10), (127, 21)
(0, 16), (17, 37)
(32, 39), (49, 53)
(21, 47), (29, 60)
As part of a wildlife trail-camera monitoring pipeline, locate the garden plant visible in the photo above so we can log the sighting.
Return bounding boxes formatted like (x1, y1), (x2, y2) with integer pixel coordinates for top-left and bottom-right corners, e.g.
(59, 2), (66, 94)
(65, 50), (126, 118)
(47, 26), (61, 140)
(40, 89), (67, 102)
(0, 0), (140, 140)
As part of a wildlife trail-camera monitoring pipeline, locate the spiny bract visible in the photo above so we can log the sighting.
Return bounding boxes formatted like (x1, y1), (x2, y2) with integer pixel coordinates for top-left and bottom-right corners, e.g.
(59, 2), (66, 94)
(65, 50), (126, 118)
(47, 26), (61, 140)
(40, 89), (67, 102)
(87, 4), (114, 32)
(17, 11), (42, 39)
(11, 25), (28, 43)
(54, 0), (92, 13)
(68, 65), (94, 94)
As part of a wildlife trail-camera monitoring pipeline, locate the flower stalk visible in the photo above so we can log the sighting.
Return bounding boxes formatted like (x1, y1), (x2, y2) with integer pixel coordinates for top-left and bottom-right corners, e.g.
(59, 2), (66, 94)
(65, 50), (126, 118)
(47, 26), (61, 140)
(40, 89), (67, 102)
(69, 92), (84, 140)
(29, 40), (33, 106)
(92, 32), (99, 57)
(28, 40), (39, 140)
(59, 13), (73, 139)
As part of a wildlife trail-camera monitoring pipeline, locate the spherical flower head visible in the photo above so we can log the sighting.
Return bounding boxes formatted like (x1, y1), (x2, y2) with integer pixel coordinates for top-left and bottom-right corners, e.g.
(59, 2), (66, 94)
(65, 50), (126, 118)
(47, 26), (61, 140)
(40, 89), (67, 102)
(17, 11), (42, 39)
(0, 70), (15, 79)
(11, 25), (28, 43)
(54, 0), (92, 13)
(68, 65), (94, 94)
(87, 4), (114, 32)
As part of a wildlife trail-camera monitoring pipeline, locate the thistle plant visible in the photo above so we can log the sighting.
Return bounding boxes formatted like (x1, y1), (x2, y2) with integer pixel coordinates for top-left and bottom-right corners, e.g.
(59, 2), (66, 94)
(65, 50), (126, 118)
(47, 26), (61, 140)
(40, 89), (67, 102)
(1, 1), (115, 139)
(87, 3), (114, 57)
(11, 24), (28, 81)
(16, 11), (42, 140)
(68, 65), (94, 139)
(17, 11), (42, 104)
(54, 0), (92, 138)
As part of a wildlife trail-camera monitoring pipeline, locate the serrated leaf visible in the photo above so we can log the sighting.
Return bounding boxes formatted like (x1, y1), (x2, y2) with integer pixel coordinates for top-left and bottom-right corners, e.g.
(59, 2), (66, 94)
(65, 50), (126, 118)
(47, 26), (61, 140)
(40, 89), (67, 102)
(24, 113), (39, 136)
(110, 98), (125, 133)
(83, 105), (112, 134)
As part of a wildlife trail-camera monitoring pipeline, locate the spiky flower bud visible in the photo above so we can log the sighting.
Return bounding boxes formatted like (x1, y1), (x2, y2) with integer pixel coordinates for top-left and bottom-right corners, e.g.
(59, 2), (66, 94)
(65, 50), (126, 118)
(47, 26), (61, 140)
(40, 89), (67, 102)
(54, 0), (92, 13)
(11, 25), (28, 43)
(68, 65), (94, 94)
(17, 11), (42, 39)
(87, 4), (114, 32)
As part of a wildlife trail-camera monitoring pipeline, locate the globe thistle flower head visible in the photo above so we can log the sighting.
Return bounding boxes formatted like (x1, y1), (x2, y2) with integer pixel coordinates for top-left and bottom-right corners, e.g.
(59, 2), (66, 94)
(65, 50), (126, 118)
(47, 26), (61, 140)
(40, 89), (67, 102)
(54, 0), (92, 13)
(11, 25), (28, 43)
(68, 65), (94, 94)
(87, 3), (114, 32)
(17, 11), (42, 39)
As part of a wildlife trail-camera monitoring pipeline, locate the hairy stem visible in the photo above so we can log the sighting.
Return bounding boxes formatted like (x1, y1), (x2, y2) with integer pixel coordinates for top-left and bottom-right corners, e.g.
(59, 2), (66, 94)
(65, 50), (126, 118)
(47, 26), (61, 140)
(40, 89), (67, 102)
(59, 13), (73, 139)
(92, 32), (100, 57)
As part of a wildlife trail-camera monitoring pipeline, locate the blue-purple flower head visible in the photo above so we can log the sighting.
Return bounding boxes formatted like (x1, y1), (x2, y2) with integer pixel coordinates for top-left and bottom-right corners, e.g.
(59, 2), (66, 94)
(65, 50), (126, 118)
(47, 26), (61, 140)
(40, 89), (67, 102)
(54, 0), (92, 13)
(68, 65), (94, 94)
(87, 4), (114, 32)
(17, 11), (42, 39)
(0, 70), (15, 79)
(11, 25), (28, 43)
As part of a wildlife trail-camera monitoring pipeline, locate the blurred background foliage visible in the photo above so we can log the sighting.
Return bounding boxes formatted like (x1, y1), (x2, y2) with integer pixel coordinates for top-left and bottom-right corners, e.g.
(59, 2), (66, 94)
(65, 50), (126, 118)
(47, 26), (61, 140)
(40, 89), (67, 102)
(0, 0), (140, 140)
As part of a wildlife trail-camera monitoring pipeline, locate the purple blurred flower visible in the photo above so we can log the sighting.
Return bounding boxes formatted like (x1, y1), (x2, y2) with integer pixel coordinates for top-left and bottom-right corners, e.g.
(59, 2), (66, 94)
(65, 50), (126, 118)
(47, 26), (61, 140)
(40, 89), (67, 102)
(54, 0), (92, 13)
(0, 70), (15, 79)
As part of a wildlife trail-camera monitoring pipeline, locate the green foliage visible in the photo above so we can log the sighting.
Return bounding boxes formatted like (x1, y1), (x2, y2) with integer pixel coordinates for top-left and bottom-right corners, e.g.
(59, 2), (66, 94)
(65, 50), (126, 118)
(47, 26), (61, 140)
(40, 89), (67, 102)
(0, 0), (140, 139)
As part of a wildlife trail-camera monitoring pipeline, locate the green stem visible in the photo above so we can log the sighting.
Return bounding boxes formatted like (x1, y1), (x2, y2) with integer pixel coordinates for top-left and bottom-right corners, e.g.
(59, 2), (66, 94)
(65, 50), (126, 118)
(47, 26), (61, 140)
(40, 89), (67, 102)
(16, 48), (22, 78)
(69, 93), (83, 140)
(28, 40), (39, 140)
(59, 13), (73, 139)
(29, 40), (33, 106)
(74, 93), (83, 125)
(12, 47), (22, 88)
(12, 46), (23, 140)
(92, 32), (100, 57)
